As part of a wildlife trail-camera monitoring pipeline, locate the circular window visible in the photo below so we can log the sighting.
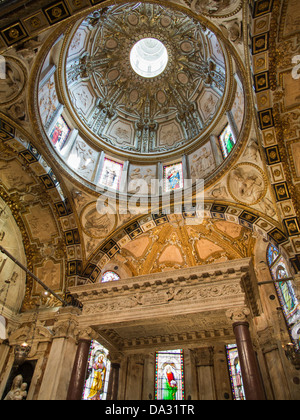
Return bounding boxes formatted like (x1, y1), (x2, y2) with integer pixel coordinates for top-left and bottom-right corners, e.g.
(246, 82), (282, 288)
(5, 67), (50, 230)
(130, 38), (169, 78)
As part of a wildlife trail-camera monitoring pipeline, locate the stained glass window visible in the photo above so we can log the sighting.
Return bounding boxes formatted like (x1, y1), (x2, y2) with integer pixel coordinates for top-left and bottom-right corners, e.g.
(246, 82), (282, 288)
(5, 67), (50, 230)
(270, 256), (298, 322)
(226, 344), (246, 400)
(163, 163), (184, 192)
(267, 244), (280, 267)
(50, 115), (71, 151)
(267, 244), (300, 348)
(101, 271), (120, 283)
(99, 158), (123, 190)
(82, 341), (111, 400)
(155, 349), (184, 400)
(218, 124), (236, 158)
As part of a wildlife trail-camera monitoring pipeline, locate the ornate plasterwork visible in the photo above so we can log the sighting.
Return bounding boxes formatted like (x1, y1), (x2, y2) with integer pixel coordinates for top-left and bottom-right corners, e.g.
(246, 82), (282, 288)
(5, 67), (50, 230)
(61, 2), (228, 157)
(227, 162), (268, 206)
(69, 257), (257, 349)
(181, 0), (243, 19)
(250, 0), (300, 268)
(26, 0), (251, 198)
(0, 127), (72, 311)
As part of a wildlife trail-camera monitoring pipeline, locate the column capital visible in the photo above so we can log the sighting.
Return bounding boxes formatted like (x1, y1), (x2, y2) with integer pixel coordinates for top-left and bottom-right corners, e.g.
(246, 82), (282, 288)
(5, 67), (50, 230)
(226, 307), (250, 324)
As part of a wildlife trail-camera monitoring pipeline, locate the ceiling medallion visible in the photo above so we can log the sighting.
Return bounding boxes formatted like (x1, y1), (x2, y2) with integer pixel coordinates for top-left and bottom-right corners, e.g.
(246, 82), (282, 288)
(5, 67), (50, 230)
(63, 2), (228, 157)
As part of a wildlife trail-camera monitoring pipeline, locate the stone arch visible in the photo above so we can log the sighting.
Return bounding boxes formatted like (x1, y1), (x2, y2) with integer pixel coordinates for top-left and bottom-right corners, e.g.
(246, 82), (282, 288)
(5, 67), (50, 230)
(79, 202), (287, 284)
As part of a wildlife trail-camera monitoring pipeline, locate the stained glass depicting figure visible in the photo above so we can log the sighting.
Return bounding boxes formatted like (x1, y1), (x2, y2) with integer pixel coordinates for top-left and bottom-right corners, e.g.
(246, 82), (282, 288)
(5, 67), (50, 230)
(155, 349), (184, 400)
(267, 244), (300, 349)
(271, 257), (298, 321)
(82, 341), (111, 400)
(226, 344), (246, 400)
(101, 271), (120, 283)
(219, 124), (235, 158)
(99, 158), (123, 190)
(164, 163), (184, 192)
(50, 115), (71, 151)
(267, 244), (280, 267)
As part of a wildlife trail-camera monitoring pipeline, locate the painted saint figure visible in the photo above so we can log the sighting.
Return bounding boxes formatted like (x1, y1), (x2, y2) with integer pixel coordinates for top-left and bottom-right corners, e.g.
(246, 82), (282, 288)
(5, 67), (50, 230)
(163, 365), (178, 400)
(276, 265), (296, 314)
(167, 168), (181, 190)
(88, 352), (107, 400)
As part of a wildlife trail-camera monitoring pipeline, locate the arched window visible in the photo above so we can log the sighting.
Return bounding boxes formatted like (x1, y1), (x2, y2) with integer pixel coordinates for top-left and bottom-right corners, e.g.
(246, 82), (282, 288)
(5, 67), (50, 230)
(267, 244), (300, 348)
(101, 271), (120, 283)
(82, 341), (111, 400)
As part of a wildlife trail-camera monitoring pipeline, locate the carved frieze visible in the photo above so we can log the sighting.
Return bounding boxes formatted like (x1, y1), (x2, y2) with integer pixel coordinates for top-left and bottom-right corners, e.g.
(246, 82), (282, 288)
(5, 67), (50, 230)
(70, 258), (259, 330)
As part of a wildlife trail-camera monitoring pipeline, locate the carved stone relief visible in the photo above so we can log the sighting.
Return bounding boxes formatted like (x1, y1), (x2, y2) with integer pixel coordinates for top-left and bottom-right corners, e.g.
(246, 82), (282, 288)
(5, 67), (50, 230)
(128, 165), (157, 194)
(67, 135), (99, 182)
(227, 163), (267, 205)
(183, 0), (242, 17)
(24, 204), (59, 244)
(230, 80), (244, 131)
(80, 202), (117, 239)
(38, 72), (59, 127)
(0, 159), (35, 192)
(35, 259), (62, 293)
(0, 57), (26, 105)
(189, 141), (216, 181)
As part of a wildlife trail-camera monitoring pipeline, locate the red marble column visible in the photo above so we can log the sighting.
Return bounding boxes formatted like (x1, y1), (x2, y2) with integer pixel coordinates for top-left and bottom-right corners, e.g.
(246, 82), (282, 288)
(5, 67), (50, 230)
(67, 339), (91, 400)
(233, 322), (266, 400)
(106, 362), (120, 400)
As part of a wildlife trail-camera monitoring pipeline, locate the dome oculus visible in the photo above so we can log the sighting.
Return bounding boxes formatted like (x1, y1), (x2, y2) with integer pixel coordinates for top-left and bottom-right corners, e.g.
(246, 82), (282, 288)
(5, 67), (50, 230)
(130, 38), (169, 78)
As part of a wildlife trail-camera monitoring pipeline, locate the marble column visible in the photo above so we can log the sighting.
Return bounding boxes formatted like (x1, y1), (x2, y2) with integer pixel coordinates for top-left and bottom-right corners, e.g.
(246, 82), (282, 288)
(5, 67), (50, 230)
(233, 321), (265, 400)
(227, 308), (266, 400)
(67, 339), (91, 400)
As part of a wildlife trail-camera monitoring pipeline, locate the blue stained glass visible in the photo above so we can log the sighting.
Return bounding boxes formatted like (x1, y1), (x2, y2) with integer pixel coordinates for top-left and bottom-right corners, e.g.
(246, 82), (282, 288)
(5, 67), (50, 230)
(271, 257), (298, 321)
(267, 244), (300, 349)
(267, 244), (280, 266)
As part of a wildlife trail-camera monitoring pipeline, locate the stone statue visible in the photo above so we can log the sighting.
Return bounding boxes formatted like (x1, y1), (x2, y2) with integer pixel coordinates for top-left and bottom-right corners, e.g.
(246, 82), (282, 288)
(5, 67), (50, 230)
(4, 374), (28, 400)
